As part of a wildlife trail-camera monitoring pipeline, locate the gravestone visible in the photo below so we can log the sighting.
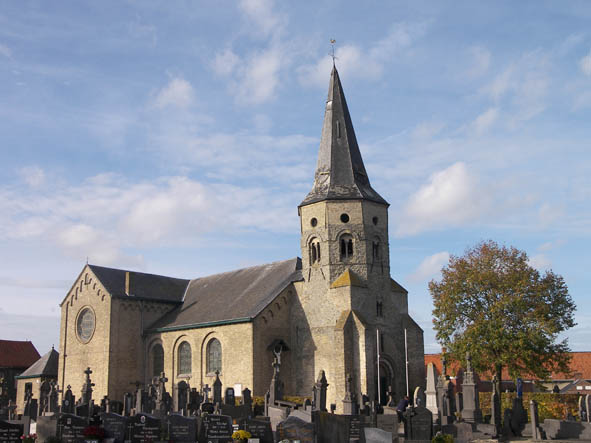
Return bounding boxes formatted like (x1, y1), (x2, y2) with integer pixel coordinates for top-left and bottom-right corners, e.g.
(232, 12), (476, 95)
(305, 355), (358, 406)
(363, 427), (392, 443)
(437, 379), (455, 425)
(587, 394), (591, 423)
(530, 399), (544, 440)
(123, 393), (133, 416)
(413, 386), (426, 408)
(276, 415), (314, 443)
(313, 370), (328, 412)
(167, 414), (197, 442)
(110, 400), (124, 415)
(342, 374), (358, 415)
(455, 392), (463, 416)
(39, 381), (50, 415)
(224, 387), (235, 406)
(404, 405), (433, 441)
(490, 377), (501, 435)
(59, 413), (87, 443)
(188, 388), (202, 416)
(510, 397), (526, 436)
(425, 362), (439, 422)
(201, 402), (214, 414)
(176, 381), (189, 415)
(129, 413), (162, 443)
(0, 420), (23, 443)
(201, 413), (232, 442)
(245, 418), (273, 443)
(36, 416), (58, 443)
(101, 412), (128, 443)
(502, 408), (514, 438)
(348, 415), (366, 442)
(241, 387), (252, 410)
(376, 414), (397, 436)
(580, 395), (587, 422)
(213, 371), (223, 405)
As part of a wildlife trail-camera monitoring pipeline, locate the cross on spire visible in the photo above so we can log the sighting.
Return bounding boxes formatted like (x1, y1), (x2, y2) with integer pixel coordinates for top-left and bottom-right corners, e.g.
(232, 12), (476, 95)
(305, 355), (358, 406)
(330, 39), (337, 65)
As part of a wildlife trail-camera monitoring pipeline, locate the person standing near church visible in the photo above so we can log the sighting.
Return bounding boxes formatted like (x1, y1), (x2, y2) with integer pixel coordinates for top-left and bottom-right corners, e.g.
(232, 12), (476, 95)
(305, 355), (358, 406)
(396, 395), (410, 422)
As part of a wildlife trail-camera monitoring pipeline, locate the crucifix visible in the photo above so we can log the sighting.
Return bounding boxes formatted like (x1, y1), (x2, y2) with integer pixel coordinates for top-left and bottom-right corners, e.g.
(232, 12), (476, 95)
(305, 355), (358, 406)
(329, 39), (337, 65)
(202, 384), (211, 403)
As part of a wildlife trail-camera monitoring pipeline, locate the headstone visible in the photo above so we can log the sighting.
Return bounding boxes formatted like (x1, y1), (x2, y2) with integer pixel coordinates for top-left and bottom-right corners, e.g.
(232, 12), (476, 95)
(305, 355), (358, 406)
(48, 381), (59, 414)
(25, 399), (38, 421)
(376, 414), (397, 436)
(176, 381), (189, 415)
(123, 392), (133, 416)
(167, 413), (197, 443)
(587, 394), (591, 423)
(363, 427), (392, 443)
(404, 405), (433, 440)
(386, 385), (395, 407)
(530, 399), (544, 440)
(34, 416), (58, 443)
(276, 415), (314, 443)
(413, 386), (426, 408)
(490, 376), (501, 435)
(461, 352), (481, 424)
(245, 418), (273, 443)
(6, 401), (16, 421)
(502, 408), (514, 438)
(110, 400), (124, 415)
(455, 392), (463, 415)
(0, 419), (23, 443)
(59, 413), (87, 443)
(201, 402), (214, 415)
(39, 381), (50, 415)
(425, 362), (439, 421)
(62, 386), (75, 414)
(201, 413), (232, 442)
(313, 370), (329, 412)
(542, 418), (591, 440)
(80, 367), (95, 407)
(213, 371), (222, 405)
(129, 413), (162, 443)
(101, 412), (128, 443)
(342, 373), (357, 415)
(580, 395), (587, 422)
(437, 378), (455, 425)
(154, 372), (169, 416)
(202, 384), (211, 403)
(241, 387), (252, 411)
(348, 415), (366, 442)
(188, 388), (202, 416)
(224, 387), (235, 406)
(510, 397), (526, 436)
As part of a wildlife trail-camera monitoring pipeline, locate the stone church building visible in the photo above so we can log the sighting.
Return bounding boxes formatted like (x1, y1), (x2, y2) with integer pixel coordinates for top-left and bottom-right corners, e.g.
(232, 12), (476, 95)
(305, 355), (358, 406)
(57, 66), (425, 412)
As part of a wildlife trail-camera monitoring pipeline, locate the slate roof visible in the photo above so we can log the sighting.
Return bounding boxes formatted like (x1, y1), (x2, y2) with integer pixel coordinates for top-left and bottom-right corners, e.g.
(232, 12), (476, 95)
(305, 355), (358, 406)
(89, 264), (190, 303)
(17, 347), (59, 378)
(300, 65), (388, 207)
(0, 340), (40, 368)
(148, 258), (303, 332)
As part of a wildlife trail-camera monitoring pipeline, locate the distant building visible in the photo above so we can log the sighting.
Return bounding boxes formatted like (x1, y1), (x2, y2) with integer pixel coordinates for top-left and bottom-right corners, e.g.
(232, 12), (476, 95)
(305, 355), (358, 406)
(425, 352), (591, 394)
(15, 347), (59, 414)
(0, 340), (40, 407)
(56, 66), (425, 413)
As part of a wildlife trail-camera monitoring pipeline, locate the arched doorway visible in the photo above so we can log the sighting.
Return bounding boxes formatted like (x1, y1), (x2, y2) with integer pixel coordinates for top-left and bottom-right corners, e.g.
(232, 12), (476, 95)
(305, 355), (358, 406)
(375, 359), (394, 405)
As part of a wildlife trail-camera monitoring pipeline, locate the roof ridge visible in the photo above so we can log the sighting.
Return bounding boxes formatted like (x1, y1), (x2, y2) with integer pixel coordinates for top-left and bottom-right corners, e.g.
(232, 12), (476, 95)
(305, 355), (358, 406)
(188, 257), (300, 283)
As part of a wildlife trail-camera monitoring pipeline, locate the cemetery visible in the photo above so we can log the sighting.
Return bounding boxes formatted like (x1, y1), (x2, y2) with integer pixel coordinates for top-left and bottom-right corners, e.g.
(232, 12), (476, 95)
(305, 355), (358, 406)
(3, 346), (591, 443)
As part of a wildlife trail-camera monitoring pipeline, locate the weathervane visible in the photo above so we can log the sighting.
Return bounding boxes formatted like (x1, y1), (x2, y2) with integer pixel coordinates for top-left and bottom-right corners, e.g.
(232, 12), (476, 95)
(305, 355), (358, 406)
(330, 39), (337, 65)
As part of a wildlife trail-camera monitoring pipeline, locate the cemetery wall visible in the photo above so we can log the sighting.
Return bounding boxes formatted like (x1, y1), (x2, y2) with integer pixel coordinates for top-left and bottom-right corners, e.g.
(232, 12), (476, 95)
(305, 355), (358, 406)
(58, 268), (113, 403)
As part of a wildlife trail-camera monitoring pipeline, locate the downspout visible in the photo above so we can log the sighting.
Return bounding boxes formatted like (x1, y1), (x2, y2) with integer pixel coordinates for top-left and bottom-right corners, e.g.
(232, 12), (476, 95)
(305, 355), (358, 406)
(61, 301), (69, 403)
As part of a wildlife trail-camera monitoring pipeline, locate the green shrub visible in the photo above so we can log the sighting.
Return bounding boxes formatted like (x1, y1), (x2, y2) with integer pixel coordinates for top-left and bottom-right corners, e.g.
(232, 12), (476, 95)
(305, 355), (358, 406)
(432, 432), (454, 443)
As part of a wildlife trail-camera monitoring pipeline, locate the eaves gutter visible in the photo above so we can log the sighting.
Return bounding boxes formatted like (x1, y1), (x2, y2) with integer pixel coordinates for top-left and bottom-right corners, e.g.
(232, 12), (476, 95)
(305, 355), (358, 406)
(147, 317), (252, 334)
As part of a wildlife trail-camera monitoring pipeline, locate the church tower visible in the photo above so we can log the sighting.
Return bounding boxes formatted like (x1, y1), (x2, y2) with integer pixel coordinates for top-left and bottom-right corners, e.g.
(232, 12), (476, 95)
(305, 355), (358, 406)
(294, 66), (424, 412)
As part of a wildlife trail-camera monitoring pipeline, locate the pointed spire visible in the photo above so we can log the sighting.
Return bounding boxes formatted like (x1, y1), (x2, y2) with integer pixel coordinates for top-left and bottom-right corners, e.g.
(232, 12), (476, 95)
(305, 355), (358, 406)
(300, 66), (388, 207)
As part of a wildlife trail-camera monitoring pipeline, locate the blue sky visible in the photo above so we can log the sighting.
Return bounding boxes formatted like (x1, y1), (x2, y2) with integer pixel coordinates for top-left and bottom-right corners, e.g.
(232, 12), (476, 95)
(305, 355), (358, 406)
(1, 1), (590, 356)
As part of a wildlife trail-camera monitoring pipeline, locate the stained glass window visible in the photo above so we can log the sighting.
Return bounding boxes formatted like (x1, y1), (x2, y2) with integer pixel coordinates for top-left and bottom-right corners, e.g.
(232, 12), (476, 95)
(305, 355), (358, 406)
(178, 341), (191, 375)
(207, 338), (222, 374)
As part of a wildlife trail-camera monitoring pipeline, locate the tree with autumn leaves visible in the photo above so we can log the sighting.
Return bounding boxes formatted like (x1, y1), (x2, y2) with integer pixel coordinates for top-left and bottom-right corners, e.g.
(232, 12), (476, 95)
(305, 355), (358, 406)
(430, 240), (576, 393)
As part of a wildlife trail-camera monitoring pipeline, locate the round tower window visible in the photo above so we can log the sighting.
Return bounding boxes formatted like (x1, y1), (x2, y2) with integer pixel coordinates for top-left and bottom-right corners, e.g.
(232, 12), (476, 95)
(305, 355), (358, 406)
(310, 217), (318, 227)
(340, 213), (350, 223)
(76, 307), (95, 344)
(373, 216), (379, 225)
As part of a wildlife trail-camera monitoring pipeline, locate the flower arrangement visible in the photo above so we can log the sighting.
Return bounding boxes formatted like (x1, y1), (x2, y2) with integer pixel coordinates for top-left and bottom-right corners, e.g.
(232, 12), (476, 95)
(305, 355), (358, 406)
(20, 433), (37, 443)
(82, 426), (105, 440)
(231, 429), (252, 441)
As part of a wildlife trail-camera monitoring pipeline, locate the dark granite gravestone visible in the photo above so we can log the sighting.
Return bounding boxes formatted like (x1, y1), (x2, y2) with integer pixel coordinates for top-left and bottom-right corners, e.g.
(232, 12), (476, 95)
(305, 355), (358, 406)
(587, 394), (591, 423)
(315, 412), (369, 443)
(201, 414), (232, 442)
(276, 415), (314, 443)
(62, 386), (75, 414)
(245, 418), (273, 443)
(510, 397), (526, 436)
(110, 400), (124, 415)
(59, 413), (87, 443)
(213, 371), (223, 405)
(404, 405), (433, 441)
(101, 412), (128, 442)
(36, 416), (58, 443)
(167, 414), (197, 442)
(224, 388), (235, 406)
(129, 413), (162, 443)
(0, 419), (23, 443)
(201, 402), (214, 414)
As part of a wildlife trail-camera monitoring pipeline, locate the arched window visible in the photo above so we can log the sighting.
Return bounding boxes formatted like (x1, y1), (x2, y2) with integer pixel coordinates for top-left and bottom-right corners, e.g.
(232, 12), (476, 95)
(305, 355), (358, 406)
(340, 234), (353, 260)
(207, 338), (222, 374)
(309, 238), (321, 264)
(177, 341), (191, 375)
(152, 344), (164, 376)
(373, 238), (381, 261)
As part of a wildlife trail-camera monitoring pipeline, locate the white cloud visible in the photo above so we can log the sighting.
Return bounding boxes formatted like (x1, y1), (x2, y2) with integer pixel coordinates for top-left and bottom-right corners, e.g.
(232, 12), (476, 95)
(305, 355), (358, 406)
(471, 107), (498, 135)
(19, 165), (45, 187)
(408, 251), (450, 283)
(0, 43), (11, 58)
(396, 162), (488, 235)
(538, 239), (566, 252)
(579, 49), (591, 76)
(538, 202), (565, 227)
(528, 253), (552, 271)
(411, 121), (445, 140)
(237, 48), (282, 104)
(212, 48), (240, 77)
(298, 23), (425, 87)
(238, 0), (286, 38)
(153, 77), (195, 109)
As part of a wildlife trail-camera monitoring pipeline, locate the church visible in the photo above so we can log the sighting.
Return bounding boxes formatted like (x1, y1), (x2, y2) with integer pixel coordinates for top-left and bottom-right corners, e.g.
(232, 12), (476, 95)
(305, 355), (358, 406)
(56, 66), (425, 413)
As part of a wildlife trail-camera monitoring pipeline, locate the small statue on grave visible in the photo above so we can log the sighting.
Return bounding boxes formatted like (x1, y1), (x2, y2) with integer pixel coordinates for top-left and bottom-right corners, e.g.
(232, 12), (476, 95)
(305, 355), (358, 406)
(386, 385), (395, 407)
